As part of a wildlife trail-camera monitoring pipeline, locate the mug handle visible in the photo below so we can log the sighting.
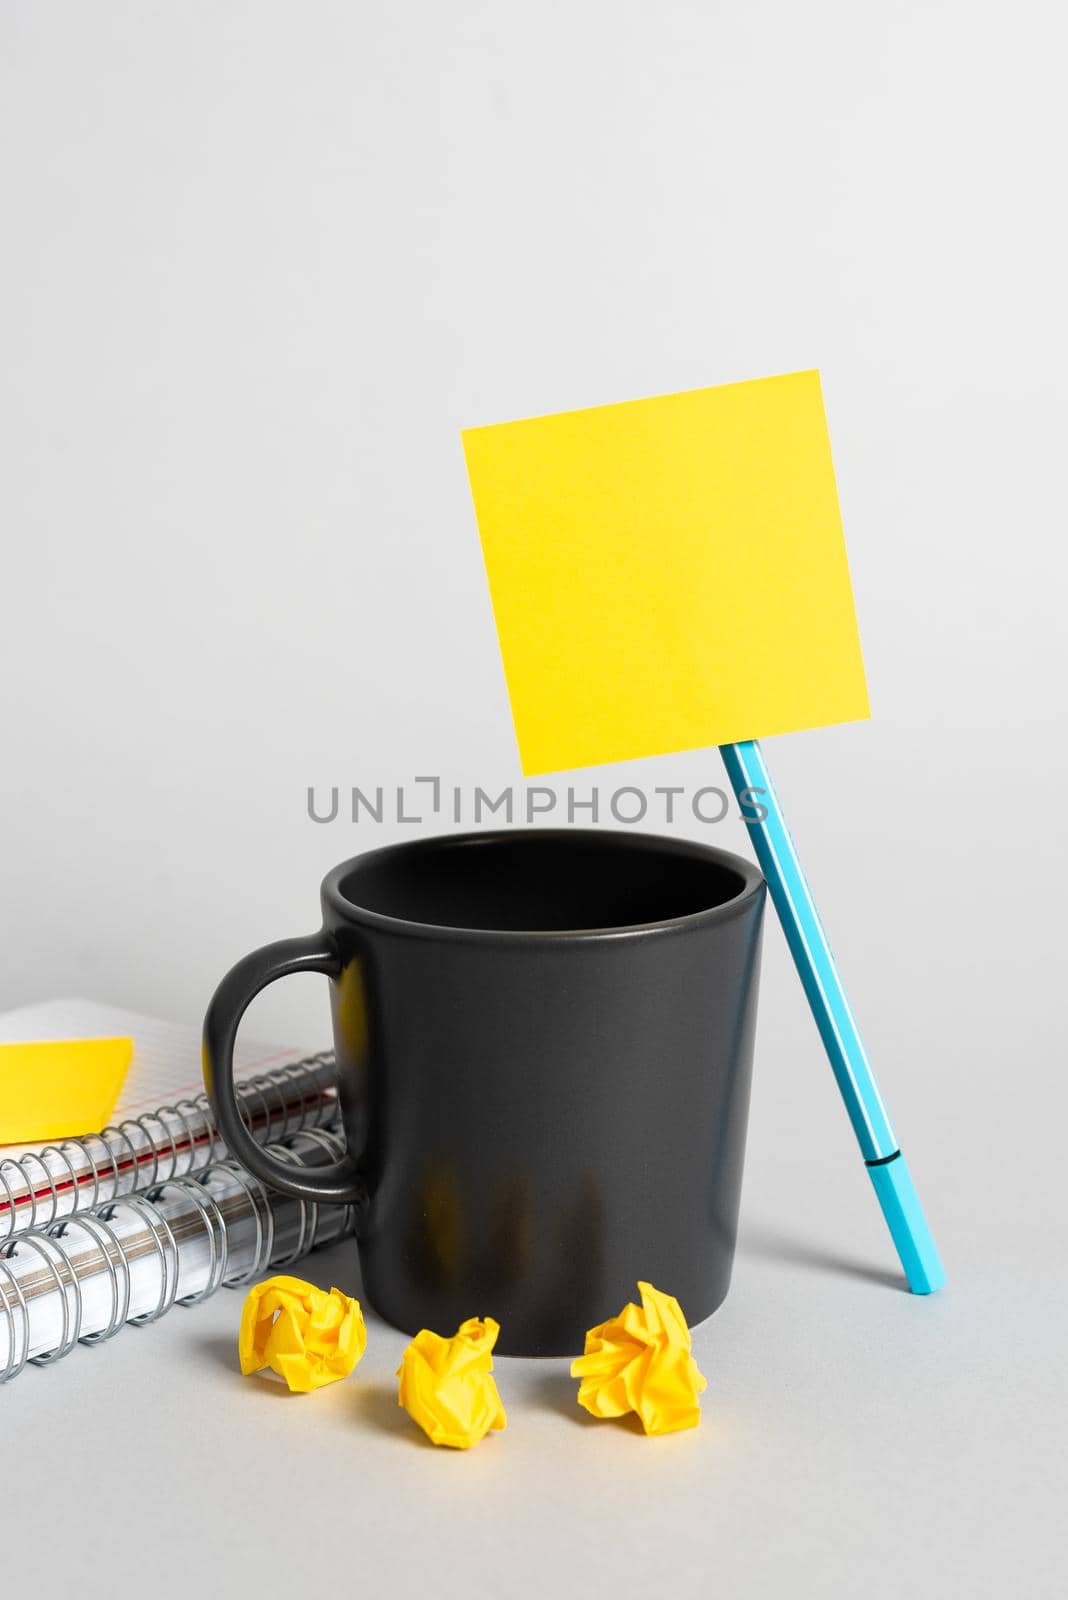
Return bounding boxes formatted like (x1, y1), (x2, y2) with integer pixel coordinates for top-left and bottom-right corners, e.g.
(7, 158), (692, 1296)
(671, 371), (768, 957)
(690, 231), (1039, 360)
(202, 932), (368, 1206)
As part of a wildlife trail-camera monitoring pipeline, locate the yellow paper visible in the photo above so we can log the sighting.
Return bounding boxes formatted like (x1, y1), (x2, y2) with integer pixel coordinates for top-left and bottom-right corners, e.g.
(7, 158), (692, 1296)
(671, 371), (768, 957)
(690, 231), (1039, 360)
(239, 1275), (366, 1393)
(571, 1281), (707, 1435)
(0, 1037), (133, 1142)
(462, 371), (869, 774)
(397, 1317), (507, 1449)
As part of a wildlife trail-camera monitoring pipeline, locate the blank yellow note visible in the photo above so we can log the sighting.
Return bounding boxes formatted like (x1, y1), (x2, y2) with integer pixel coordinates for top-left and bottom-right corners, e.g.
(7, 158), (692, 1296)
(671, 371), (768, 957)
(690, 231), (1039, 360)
(462, 370), (869, 775)
(0, 1037), (133, 1142)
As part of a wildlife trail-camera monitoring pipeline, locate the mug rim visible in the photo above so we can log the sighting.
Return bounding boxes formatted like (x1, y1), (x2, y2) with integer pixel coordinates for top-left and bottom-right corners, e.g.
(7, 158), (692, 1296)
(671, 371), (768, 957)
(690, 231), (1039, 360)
(320, 827), (765, 944)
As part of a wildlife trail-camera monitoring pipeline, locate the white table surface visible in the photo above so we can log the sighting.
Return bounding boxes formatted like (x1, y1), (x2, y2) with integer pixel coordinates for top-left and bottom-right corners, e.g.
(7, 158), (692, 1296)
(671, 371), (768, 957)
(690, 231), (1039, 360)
(3, 2), (1066, 1593)
(3, 985), (1062, 1600)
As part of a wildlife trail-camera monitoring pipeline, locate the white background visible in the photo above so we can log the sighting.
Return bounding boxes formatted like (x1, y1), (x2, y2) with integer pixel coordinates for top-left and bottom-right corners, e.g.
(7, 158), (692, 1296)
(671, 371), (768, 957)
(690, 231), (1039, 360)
(1, 4), (1065, 1596)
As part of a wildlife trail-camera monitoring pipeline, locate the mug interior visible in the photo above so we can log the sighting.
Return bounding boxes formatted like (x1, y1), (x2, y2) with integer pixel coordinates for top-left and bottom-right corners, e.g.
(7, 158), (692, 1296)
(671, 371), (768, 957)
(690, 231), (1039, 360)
(335, 830), (752, 934)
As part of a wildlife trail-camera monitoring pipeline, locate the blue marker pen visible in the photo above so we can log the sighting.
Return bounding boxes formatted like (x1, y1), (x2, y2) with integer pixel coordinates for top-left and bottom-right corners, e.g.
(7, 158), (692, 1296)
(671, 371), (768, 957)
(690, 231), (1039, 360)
(720, 740), (945, 1294)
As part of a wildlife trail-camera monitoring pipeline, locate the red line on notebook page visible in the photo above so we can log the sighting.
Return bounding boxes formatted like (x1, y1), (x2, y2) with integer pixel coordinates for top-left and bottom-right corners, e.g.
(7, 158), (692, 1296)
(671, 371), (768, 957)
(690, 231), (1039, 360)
(0, 1079), (334, 1224)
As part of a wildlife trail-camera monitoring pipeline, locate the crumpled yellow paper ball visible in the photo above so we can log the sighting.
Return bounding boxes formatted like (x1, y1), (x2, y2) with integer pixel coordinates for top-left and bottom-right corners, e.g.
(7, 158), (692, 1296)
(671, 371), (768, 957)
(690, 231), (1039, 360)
(239, 1275), (367, 1393)
(397, 1317), (508, 1449)
(570, 1280), (707, 1435)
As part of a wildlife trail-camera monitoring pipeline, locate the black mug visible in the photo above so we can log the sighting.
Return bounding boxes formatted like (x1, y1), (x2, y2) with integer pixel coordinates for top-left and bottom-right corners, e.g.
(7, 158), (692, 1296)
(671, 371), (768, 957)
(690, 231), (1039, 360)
(203, 828), (765, 1355)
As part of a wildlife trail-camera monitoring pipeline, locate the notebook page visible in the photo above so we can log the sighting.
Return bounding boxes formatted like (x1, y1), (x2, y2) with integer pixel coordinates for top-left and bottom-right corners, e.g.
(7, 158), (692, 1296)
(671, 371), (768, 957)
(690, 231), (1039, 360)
(0, 997), (310, 1161)
(0, 1000), (338, 1241)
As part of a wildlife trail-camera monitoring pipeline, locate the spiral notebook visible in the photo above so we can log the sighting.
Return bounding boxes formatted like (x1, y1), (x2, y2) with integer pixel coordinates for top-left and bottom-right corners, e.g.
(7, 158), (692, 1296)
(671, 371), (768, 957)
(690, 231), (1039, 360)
(0, 1118), (355, 1380)
(0, 998), (339, 1239)
(0, 998), (351, 1381)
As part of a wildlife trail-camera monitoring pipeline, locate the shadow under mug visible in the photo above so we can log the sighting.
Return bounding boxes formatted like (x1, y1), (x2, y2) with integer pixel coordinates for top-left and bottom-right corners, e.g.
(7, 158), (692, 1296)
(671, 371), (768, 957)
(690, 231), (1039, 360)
(203, 828), (765, 1356)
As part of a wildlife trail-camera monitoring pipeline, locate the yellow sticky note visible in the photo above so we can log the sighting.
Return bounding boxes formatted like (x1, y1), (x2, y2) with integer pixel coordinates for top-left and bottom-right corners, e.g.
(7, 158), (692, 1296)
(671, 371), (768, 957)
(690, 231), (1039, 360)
(397, 1317), (508, 1449)
(239, 1275), (367, 1393)
(462, 370), (869, 774)
(0, 1037), (133, 1143)
(571, 1281), (708, 1436)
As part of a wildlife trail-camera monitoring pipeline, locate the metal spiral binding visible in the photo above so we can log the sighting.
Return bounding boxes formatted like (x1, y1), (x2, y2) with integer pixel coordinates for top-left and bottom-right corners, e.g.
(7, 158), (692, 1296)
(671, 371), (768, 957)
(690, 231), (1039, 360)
(0, 1052), (338, 1240)
(0, 1124), (357, 1382)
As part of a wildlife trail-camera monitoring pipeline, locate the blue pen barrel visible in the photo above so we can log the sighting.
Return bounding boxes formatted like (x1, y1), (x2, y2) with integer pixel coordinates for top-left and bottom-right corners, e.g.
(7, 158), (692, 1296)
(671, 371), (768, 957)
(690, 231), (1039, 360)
(719, 740), (945, 1294)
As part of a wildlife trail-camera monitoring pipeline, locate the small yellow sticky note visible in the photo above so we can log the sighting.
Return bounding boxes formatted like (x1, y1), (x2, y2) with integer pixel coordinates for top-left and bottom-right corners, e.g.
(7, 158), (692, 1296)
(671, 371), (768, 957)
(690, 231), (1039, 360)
(239, 1275), (367, 1393)
(0, 1037), (133, 1143)
(462, 371), (869, 774)
(397, 1317), (507, 1449)
(571, 1281), (707, 1435)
